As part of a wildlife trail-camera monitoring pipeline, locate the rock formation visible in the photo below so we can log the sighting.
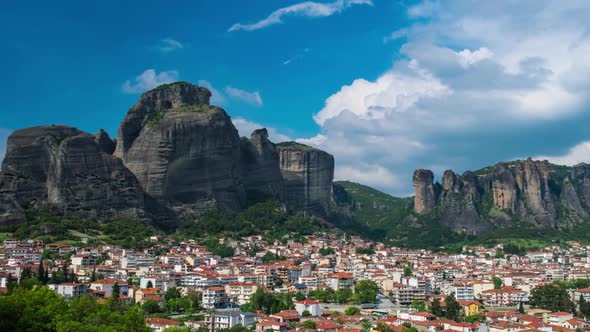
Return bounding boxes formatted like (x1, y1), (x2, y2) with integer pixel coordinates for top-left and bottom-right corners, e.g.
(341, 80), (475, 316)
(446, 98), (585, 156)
(413, 169), (436, 214)
(413, 158), (590, 234)
(0, 82), (335, 226)
(0, 125), (153, 225)
(115, 83), (245, 214)
(240, 129), (284, 202)
(277, 142), (334, 218)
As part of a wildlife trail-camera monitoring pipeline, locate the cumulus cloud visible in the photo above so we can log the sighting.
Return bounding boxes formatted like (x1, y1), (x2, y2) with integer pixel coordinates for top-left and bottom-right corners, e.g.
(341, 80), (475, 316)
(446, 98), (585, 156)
(536, 142), (590, 166)
(297, 0), (590, 195)
(228, 0), (373, 32)
(233, 117), (291, 142)
(336, 165), (401, 189)
(122, 69), (178, 94)
(157, 38), (183, 53)
(225, 86), (263, 106)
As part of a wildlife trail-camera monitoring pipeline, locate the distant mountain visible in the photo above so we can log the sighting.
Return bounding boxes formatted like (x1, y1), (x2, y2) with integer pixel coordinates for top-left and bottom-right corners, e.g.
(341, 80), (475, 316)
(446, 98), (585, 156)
(413, 159), (590, 234)
(331, 159), (590, 249)
(330, 181), (467, 248)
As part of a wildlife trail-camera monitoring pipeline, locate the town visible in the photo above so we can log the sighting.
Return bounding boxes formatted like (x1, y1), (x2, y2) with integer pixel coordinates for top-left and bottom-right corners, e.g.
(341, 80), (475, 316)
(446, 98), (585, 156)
(1, 233), (590, 332)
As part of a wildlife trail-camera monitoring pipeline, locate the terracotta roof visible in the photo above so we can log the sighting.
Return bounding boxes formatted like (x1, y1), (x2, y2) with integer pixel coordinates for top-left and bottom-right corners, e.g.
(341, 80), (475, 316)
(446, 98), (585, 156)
(145, 317), (180, 326)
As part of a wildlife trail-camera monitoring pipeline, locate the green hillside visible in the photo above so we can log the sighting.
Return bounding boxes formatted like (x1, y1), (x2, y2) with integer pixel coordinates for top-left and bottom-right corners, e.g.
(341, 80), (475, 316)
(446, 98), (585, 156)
(330, 181), (468, 248)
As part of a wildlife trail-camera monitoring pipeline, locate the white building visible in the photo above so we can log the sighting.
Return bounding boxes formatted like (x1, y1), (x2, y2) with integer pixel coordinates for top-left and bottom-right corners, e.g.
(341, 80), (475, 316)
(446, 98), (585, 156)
(295, 299), (322, 316)
(56, 283), (87, 300)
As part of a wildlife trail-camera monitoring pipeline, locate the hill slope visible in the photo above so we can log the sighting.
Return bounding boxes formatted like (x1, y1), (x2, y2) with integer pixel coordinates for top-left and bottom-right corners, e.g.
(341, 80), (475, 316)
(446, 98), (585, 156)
(331, 181), (468, 248)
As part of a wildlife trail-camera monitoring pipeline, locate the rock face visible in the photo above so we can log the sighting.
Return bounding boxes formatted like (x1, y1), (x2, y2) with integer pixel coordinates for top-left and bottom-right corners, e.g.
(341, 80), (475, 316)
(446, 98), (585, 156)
(240, 129), (284, 202)
(0, 82), (336, 226)
(413, 158), (590, 234)
(115, 83), (245, 214)
(115, 82), (211, 158)
(413, 169), (436, 214)
(0, 125), (152, 225)
(277, 142), (334, 218)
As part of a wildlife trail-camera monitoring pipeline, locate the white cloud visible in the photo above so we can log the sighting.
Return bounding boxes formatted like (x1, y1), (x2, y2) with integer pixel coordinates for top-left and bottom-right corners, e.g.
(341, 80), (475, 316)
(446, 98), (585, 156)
(157, 38), (183, 53)
(296, 134), (327, 146)
(457, 47), (494, 68)
(407, 0), (439, 18)
(198, 80), (227, 105)
(536, 142), (590, 166)
(233, 117), (291, 142)
(225, 86), (263, 106)
(0, 128), (11, 164)
(122, 69), (178, 94)
(313, 61), (451, 125)
(336, 165), (400, 189)
(228, 0), (373, 32)
(296, 0), (590, 195)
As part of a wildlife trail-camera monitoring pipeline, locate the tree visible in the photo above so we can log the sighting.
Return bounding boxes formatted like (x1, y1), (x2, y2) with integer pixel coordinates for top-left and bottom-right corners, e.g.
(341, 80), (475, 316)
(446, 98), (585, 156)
(143, 300), (162, 314)
(112, 282), (120, 300)
(62, 264), (71, 283)
(493, 276), (503, 289)
(295, 291), (306, 301)
(518, 301), (525, 314)
(444, 293), (461, 321)
(319, 247), (336, 256)
(0, 287), (150, 331)
(362, 321), (373, 332)
(404, 266), (413, 277)
(20, 267), (32, 282)
(163, 328), (190, 332)
(146, 280), (154, 288)
(431, 298), (443, 317)
(335, 288), (353, 303)
(353, 280), (379, 304)
(302, 310), (311, 316)
(37, 260), (45, 284)
(579, 295), (590, 318)
(530, 284), (575, 313)
(411, 300), (427, 312)
(165, 287), (182, 301)
(465, 314), (483, 323)
(376, 322), (394, 332)
(303, 320), (317, 329)
(91, 267), (97, 282)
(345, 306), (361, 315)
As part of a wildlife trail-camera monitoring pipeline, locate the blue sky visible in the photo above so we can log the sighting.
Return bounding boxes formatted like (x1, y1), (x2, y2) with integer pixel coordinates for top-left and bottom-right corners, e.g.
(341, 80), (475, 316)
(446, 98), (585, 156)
(2, 0), (590, 196)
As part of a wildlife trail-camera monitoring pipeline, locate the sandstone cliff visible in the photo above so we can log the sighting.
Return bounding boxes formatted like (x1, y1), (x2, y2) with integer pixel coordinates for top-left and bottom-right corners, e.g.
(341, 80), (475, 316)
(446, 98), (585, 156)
(0, 125), (155, 225)
(0, 82), (335, 226)
(277, 142), (334, 217)
(413, 158), (590, 234)
(115, 83), (245, 214)
(240, 129), (284, 202)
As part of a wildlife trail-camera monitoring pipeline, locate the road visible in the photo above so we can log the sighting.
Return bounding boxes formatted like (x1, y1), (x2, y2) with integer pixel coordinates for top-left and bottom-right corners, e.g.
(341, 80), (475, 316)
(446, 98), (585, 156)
(321, 294), (402, 314)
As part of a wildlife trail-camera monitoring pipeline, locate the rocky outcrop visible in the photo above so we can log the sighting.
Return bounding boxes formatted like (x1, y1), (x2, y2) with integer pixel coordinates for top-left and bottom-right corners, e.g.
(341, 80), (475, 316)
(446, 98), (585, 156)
(0, 125), (156, 225)
(115, 82), (211, 158)
(95, 129), (116, 155)
(115, 82), (245, 214)
(437, 170), (489, 234)
(413, 169), (436, 214)
(277, 142), (334, 218)
(0, 82), (336, 227)
(240, 129), (284, 202)
(413, 158), (590, 234)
